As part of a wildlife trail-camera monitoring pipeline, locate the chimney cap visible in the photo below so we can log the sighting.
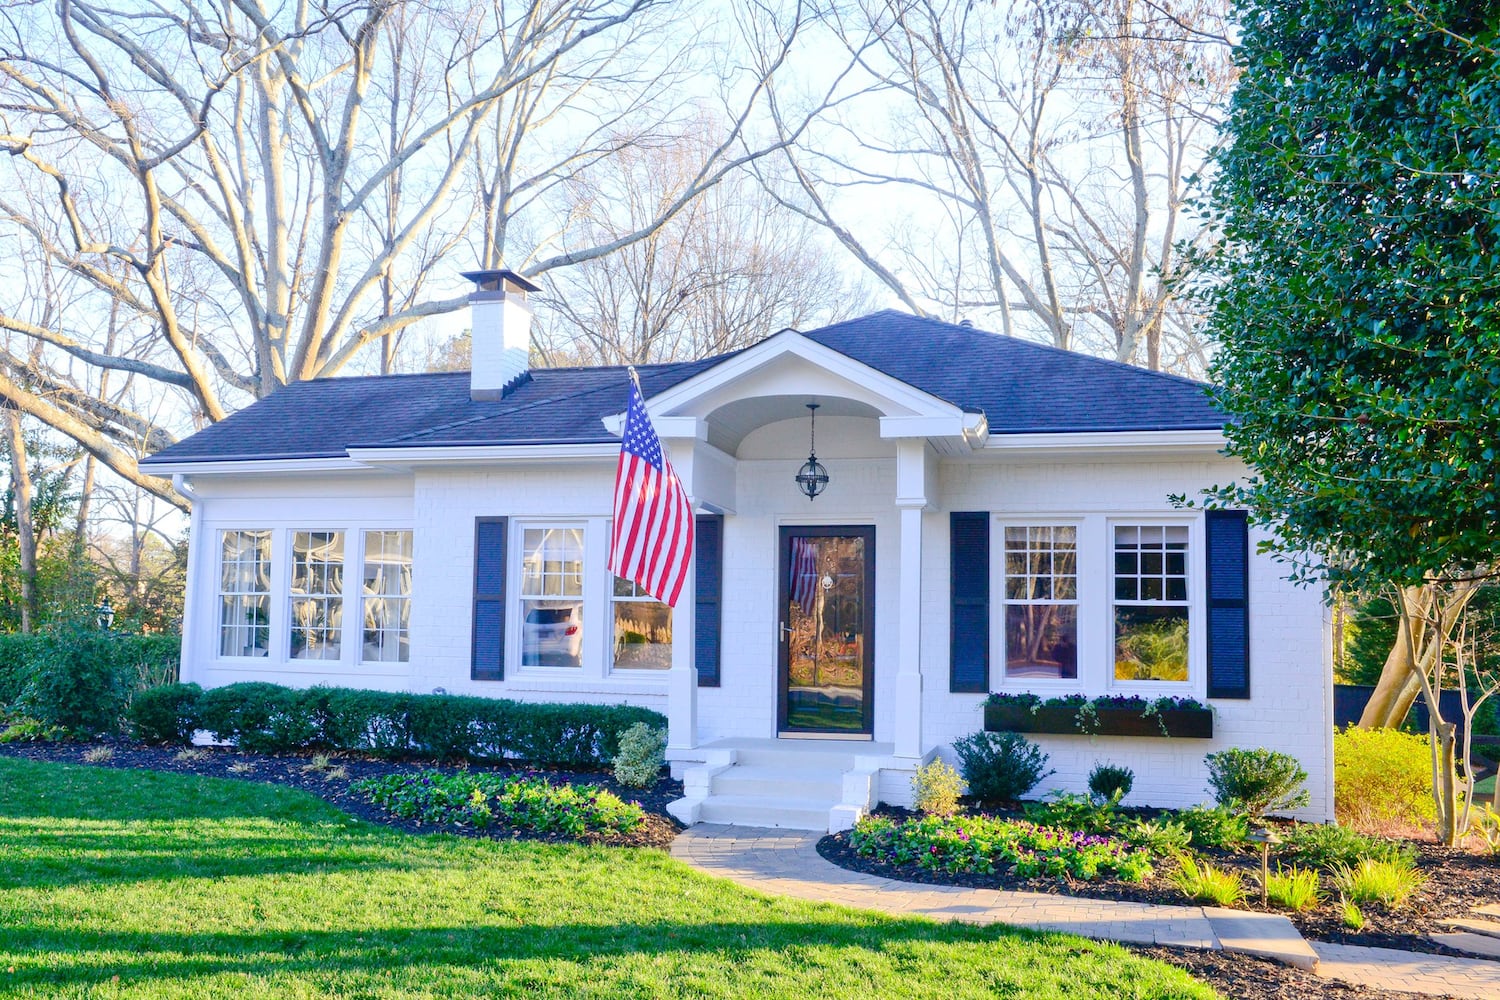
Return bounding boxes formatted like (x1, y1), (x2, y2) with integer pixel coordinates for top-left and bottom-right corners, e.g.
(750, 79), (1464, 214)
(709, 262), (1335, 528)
(461, 268), (541, 295)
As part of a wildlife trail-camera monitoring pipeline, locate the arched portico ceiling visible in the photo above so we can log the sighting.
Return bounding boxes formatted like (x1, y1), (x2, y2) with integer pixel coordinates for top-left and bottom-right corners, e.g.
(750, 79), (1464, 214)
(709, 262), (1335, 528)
(601, 329), (988, 455)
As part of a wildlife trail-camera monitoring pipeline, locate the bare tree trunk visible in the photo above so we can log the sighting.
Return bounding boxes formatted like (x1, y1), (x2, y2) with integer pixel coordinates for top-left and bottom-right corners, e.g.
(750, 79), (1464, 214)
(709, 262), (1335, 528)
(5, 406), (36, 633)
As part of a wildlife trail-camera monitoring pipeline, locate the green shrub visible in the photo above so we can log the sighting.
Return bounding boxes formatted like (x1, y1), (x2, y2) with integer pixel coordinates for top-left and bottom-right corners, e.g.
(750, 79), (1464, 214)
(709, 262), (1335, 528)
(1331, 857), (1425, 908)
(1024, 791), (1118, 834)
(128, 683), (203, 745)
(1265, 865), (1322, 911)
(912, 759), (965, 817)
(613, 722), (667, 788)
(952, 731), (1053, 804)
(0, 715), (65, 743)
(1278, 822), (1414, 870)
(19, 621), (131, 736)
(1205, 748), (1310, 819)
(1123, 817), (1192, 854)
(192, 681), (666, 768)
(1333, 725), (1435, 831)
(1088, 763), (1135, 804)
(1176, 805), (1250, 850)
(1170, 856), (1245, 906)
(0, 633), (47, 706)
(352, 770), (645, 839)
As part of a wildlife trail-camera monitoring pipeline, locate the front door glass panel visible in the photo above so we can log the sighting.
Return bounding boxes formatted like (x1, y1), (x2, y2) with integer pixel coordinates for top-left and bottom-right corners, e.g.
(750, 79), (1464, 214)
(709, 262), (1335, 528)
(781, 529), (873, 734)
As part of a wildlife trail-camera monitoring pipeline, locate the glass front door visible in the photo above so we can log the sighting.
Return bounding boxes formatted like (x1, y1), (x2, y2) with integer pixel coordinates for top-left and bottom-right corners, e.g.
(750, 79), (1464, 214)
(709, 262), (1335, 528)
(778, 526), (875, 735)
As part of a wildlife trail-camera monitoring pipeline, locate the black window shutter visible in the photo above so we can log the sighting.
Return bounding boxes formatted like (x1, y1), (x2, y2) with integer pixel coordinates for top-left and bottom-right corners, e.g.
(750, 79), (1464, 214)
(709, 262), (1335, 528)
(1205, 510), (1251, 700)
(694, 514), (723, 687)
(472, 517), (507, 681)
(950, 512), (990, 693)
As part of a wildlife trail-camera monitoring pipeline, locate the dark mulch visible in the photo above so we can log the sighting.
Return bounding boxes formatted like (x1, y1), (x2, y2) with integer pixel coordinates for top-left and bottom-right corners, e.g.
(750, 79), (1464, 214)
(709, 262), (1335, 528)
(0, 738), (683, 849)
(1130, 946), (1461, 1000)
(818, 807), (1500, 956)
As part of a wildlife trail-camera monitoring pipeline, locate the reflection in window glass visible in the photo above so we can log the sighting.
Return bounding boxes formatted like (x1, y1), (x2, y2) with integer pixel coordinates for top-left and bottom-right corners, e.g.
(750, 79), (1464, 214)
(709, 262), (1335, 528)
(362, 530), (412, 663)
(1113, 525), (1189, 681)
(520, 527), (584, 667)
(612, 576), (671, 670)
(1002, 525), (1078, 679)
(290, 531), (344, 660)
(219, 529), (271, 657)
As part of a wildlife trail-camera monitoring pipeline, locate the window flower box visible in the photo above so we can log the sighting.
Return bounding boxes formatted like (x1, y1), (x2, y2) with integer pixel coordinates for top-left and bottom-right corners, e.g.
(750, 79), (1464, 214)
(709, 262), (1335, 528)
(983, 694), (1214, 739)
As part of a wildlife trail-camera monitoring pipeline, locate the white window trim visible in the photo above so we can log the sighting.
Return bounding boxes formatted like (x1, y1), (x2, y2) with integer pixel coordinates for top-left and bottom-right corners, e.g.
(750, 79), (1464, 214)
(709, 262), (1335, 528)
(510, 519), (592, 676)
(1106, 515), (1204, 696)
(605, 517), (674, 675)
(990, 518), (1086, 691)
(286, 528), (349, 665)
(358, 528), (413, 666)
(214, 528), (274, 661)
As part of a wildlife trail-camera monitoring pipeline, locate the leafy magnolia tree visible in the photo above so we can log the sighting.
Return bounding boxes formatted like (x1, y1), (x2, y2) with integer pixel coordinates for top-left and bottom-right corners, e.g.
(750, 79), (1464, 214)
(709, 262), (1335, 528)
(1195, 0), (1500, 843)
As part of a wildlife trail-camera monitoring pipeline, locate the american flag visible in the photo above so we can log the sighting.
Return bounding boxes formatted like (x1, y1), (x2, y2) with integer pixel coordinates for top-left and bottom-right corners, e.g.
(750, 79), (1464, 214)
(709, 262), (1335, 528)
(789, 537), (819, 612)
(609, 372), (694, 608)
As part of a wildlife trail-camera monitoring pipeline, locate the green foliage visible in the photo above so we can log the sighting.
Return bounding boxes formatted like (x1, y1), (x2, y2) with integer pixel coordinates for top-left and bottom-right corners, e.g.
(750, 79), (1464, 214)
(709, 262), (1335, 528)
(612, 722), (666, 788)
(1122, 818), (1193, 854)
(911, 758), (965, 817)
(352, 770), (645, 839)
(1205, 748), (1309, 819)
(1264, 865), (1322, 912)
(0, 632), (46, 706)
(1333, 725), (1436, 829)
(1087, 762), (1134, 804)
(1192, 0), (1500, 589)
(1278, 822), (1414, 870)
(1469, 804), (1500, 856)
(1176, 805), (1250, 850)
(952, 730), (1053, 804)
(1023, 791), (1117, 835)
(128, 683), (204, 745)
(1169, 856), (1245, 906)
(193, 681), (666, 768)
(849, 813), (1155, 883)
(1341, 897), (1366, 929)
(19, 620), (130, 735)
(0, 715), (65, 743)
(1331, 857), (1425, 908)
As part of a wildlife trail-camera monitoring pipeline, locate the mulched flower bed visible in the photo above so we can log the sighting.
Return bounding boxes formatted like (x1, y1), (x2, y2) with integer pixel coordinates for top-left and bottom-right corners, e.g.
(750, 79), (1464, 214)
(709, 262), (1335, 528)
(819, 806), (1500, 957)
(0, 738), (683, 849)
(1129, 946), (1459, 1000)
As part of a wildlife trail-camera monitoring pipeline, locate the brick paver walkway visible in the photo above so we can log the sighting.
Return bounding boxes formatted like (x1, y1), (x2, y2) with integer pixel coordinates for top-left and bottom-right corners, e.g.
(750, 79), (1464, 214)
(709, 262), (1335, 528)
(671, 824), (1500, 999)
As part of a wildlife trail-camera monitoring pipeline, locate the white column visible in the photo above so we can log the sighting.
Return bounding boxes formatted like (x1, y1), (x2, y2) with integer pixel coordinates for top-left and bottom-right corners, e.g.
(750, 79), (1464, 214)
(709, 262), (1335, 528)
(893, 438), (934, 760)
(668, 556), (698, 751)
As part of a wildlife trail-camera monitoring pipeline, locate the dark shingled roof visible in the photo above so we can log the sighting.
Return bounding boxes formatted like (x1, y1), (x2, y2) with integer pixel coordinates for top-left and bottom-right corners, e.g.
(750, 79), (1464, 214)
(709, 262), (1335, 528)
(142, 310), (1221, 466)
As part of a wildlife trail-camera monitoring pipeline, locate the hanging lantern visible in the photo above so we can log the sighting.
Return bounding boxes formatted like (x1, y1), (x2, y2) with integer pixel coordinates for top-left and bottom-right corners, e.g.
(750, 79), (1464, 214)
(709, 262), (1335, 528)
(794, 403), (829, 500)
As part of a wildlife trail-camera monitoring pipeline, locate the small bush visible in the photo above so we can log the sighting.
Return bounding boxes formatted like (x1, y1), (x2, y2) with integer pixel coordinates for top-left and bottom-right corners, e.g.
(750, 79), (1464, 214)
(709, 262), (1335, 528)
(199, 682), (319, 752)
(613, 722), (667, 788)
(1278, 822), (1414, 870)
(1024, 791), (1117, 834)
(0, 716), (65, 743)
(912, 758), (964, 817)
(19, 621), (131, 736)
(1177, 805), (1250, 850)
(1265, 865), (1322, 911)
(1331, 857), (1425, 908)
(1205, 747), (1310, 819)
(1088, 762), (1134, 804)
(952, 731), (1053, 804)
(1170, 856), (1245, 906)
(1123, 817), (1192, 854)
(1333, 725), (1435, 832)
(129, 683), (203, 745)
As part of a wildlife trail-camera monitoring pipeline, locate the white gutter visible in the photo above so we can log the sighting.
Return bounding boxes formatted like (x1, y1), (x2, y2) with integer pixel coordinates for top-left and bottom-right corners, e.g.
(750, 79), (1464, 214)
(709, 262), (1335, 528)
(981, 429), (1226, 454)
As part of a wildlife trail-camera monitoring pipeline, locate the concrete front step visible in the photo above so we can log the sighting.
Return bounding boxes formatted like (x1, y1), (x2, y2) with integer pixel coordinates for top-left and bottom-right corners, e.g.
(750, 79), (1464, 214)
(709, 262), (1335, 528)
(696, 794), (837, 831)
(1431, 932), (1500, 959)
(710, 765), (845, 801)
(1438, 917), (1500, 940)
(730, 746), (860, 771)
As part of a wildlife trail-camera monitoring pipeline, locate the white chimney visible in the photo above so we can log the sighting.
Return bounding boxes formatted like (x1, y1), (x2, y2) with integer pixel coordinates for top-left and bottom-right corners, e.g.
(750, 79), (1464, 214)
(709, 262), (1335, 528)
(463, 268), (540, 401)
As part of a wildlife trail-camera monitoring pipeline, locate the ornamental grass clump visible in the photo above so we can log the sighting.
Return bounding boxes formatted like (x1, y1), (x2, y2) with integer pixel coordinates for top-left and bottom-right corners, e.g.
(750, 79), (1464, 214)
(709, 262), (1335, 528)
(849, 813), (1155, 883)
(1264, 865), (1322, 912)
(1331, 857), (1425, 909)
(1170, 856), (1245, 907)
(352, 770), (644, 839)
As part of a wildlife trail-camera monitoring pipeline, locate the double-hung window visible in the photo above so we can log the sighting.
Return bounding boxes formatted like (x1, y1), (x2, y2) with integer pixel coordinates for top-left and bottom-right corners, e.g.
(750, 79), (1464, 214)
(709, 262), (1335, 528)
(1001, 525), (1079, 680)
(290, 531), (344, 660)
(519, 526), (585, 668)
(1112, 524), (1190, 682)
(218, 529), (271, 657)
(361, 530), (412, 663)
(611, 577), (672, 670)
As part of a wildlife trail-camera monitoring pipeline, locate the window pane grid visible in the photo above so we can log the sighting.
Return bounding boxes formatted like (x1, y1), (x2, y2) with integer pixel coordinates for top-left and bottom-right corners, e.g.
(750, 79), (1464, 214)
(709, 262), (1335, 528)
(612, 575), (671, 670)
(1001, 524), (1078, 680)
(218, 530), (271, 657)
(1113, 524), (1190, 682)
(362, 530), (412, 664)
(521, 526), (584, 668)
(291, 531), (344, 660)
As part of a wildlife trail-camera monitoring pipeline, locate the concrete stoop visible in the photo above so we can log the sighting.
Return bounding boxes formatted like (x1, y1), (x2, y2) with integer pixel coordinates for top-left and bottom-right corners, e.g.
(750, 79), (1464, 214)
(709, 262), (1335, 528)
(667, 739), (902, 833)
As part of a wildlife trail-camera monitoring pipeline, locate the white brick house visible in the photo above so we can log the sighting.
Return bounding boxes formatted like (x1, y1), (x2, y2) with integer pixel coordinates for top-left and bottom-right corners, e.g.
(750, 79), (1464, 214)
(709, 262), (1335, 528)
(142, 271), (1334, 831)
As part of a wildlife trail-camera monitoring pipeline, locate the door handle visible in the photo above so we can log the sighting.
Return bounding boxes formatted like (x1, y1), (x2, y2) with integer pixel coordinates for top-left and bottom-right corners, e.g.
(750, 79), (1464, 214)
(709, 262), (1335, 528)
(779, 620), (793, 642)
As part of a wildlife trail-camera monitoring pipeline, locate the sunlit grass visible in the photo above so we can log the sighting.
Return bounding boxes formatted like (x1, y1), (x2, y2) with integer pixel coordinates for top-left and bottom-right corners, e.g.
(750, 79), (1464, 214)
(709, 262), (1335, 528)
(0, 757), (1218, 998)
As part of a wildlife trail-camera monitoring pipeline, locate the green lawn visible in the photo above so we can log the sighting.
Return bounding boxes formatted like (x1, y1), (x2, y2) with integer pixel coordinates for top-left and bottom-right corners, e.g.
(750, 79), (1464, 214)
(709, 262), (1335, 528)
(0, 758), (1217, 999)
